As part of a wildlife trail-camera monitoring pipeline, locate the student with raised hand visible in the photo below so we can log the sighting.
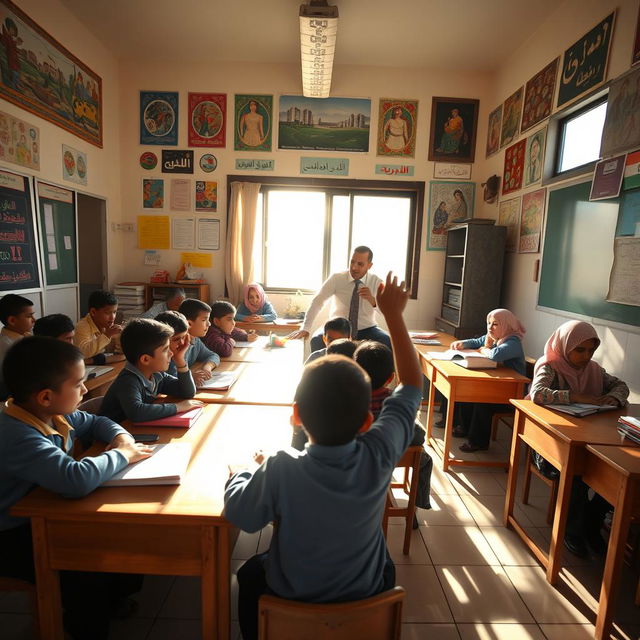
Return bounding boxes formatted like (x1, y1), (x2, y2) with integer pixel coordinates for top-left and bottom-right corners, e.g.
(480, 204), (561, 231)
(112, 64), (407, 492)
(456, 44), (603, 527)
(224, 273), (422, 640)
(235, 283), (277, 322)
(0, 337), (152, 640)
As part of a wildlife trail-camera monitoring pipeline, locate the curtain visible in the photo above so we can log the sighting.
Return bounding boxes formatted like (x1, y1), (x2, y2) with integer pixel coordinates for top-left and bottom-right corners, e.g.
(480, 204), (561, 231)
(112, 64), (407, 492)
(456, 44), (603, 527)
(225, 181), (261, 305)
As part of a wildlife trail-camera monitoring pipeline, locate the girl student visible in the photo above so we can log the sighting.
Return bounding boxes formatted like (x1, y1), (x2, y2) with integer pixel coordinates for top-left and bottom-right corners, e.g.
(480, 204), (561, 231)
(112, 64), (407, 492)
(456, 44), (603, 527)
(235, 283), (277, 323)
(529, 320), (629, 557)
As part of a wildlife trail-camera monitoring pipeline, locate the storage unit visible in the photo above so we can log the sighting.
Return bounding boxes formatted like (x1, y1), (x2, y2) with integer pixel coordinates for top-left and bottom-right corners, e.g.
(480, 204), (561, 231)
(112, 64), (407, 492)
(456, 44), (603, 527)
(435, 221), (507, 339)
(145, 282), (210, 309)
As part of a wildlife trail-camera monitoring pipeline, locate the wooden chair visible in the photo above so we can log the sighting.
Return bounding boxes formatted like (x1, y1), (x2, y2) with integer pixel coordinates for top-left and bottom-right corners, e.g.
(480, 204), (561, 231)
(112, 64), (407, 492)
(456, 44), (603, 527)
(258, 586), (405, 640)
(382, 446), (423, 554)
(521, 445), (559, 525)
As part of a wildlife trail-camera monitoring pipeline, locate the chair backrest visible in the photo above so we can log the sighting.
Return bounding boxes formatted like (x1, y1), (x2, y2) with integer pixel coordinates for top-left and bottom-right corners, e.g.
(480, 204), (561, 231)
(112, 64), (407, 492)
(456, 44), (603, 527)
(258, 586), (405, 640)
(78, 395), (104, 415)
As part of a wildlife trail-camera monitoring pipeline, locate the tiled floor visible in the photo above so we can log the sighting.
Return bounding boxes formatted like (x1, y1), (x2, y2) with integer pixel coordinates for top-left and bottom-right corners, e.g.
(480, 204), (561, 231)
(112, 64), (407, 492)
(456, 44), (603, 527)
(1, 411), (638, 640)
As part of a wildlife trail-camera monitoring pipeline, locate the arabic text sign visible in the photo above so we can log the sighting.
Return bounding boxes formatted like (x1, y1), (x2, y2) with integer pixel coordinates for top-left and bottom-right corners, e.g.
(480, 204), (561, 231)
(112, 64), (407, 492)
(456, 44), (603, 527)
(433, 163), (471, 180)
(375, 164), (415, 177)
(235, 159), (275, 171)
(300, 157), (349, 176)
(161, 150), (194, 174)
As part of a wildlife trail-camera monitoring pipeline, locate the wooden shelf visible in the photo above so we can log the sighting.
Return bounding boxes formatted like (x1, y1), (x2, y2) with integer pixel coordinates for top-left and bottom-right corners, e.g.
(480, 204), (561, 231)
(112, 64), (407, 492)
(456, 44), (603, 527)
(444, 281), (462, 287)
(447, 255), (464, 259)
(442, 302), (460, 310)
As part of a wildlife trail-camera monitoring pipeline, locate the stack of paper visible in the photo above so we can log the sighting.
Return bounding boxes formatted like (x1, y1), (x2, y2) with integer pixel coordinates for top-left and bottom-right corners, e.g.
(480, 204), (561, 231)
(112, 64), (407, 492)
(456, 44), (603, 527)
(548, 403), (618, 418)
(425, 349), (497, 369)
(114, 283), (146, 319)
(197, 371), (237, 391)
(617, 416), (640, 443)
(85, 365), (113, 379)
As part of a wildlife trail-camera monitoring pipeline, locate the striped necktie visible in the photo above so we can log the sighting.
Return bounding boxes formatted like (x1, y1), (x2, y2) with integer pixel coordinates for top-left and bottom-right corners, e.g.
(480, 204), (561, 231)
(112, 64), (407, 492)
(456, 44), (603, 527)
(348, 279), (361, 338)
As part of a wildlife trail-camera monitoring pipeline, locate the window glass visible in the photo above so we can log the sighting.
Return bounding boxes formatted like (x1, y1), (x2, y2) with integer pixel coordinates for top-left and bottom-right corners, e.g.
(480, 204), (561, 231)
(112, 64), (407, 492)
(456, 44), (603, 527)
(558, 101), (607, 173)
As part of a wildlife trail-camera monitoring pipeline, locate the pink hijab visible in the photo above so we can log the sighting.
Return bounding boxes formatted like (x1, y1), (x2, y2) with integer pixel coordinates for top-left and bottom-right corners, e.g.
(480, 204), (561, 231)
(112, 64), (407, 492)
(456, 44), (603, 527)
(488, 309), (526, 345)
(243, 283), (266, 314)
(533, 320), (603, 395)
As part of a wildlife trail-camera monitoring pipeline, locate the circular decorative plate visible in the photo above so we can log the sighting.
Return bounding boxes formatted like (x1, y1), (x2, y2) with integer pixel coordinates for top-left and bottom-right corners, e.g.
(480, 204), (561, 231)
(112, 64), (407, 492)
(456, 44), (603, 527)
(140, 151), (158, 170)
(200, 154), (217, 173)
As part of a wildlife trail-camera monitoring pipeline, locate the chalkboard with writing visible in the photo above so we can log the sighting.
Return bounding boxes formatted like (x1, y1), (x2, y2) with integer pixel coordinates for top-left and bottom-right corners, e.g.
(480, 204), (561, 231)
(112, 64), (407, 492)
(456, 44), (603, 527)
(0, 169), (40, 291)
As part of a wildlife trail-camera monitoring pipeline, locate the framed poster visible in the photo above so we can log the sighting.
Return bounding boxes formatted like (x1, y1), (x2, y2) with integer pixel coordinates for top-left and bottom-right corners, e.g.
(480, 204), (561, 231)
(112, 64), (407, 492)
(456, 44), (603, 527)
(140, 91), (178, 145)
(519, 188), (546, 253)
(600, 66), (640, 158)
(428, 97), (479, 163)
(0, 0), (103, 147)
(485, 104), (502, 157)
(235, 94), (272, 152)
(61, 145), (87, 186)
(497, 196), (521, 253)
(188, 92), (226, 147)
(523, 127), (546, 187)
(195, 180), (217, 212)
(426, 181), (475, 251)
(503, 139), (526, 195)
(142, 179), (164, 209)
(521, 58), (558, 133)
(0, 110), (39, 170)
(376, 98), (418, 157)
(161, 150), (194, 174)
(500, 87), (523, 148)
(589, 155), (626, 201)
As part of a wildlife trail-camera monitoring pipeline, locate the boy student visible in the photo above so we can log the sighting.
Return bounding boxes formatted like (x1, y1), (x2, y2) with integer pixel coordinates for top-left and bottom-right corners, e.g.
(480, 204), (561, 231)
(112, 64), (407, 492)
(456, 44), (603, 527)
(0, 337), (153, 640)
(175, 299), (221, 385)
(34, 313), (75, 343)
(203, 300), (258, 358)
(100, 318), (202, 424)
(141, 287), (185, 319)
(305, 316), (351, 363)
(74, 290), (125, 363)
(225, 273), (423, 640)
(0, 293), (35, 400)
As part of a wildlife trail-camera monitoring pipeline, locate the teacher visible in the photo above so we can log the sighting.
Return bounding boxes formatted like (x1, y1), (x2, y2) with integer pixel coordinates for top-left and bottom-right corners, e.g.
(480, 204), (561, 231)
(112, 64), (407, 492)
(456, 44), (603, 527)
(288, 246), (391, 352)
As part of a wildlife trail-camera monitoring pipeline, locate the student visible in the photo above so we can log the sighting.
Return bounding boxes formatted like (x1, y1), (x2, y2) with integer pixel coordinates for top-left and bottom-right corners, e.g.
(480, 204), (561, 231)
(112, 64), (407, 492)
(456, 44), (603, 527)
(447, 309), (526, 453)
(141, 287), (185, 319)
(203, 301), (258, 358)
(305, 317), (351, 363)
(0, 294), (35, 399)
(0, 337), (152, 640)
(74, 290), (125, 362)
(529, 320), (629, 557)
(225, 273), (423, 640)
(33, 313), (75, 343)
(235, 283), (277, 322)
(325, 337), (358, 359)
(100, 318), (202, 424)
(175, 299), (221, 385)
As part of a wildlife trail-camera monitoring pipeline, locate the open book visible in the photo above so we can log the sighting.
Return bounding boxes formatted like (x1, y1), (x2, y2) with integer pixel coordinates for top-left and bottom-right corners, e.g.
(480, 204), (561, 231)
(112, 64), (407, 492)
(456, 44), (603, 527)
(197, 371), (238, 391)
(85, 365), (114, 379)
(548, 403), (618, 418)
(102, 442), (191, 487)
(425, 349), (497, 369)
(133, 406), (203, 429)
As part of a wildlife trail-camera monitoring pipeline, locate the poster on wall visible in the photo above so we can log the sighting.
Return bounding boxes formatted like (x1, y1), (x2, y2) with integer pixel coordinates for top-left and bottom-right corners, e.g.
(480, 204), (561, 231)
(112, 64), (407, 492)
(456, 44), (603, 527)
(523, 127), (546, 187)
(519, 188), (546, 253)
(485, 104), (502, 158)
(502, 139), (526, 195)
(235, 94), (272, 152)
(161, 150), (193, 173)
(376, 98), (418, 157)
(600, 66), (640, 158)
(589, 155), (626, 201)
(142, 178), (164, 209)
(521, 58), (558, 132)
(0, 0), (103, 147)
(426, 180), (475, 251)
(497, 196), (521, 253)
(633, 5), (640, 66)
(170, 178), (191, 211)
(0, 110), (39, 170)
(500, 87), (523, 148)
(62, 145), (87, 185)
(140, 91), (179, 145)
(195, 180), (217, 212)
(427, 97), (479, 163)
(188, 92), (226, 147)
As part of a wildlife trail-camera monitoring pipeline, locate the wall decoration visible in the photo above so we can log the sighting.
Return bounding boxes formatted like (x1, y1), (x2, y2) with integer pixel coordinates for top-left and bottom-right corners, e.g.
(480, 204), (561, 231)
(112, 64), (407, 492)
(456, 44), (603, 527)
(235, 158), (274, 171)
(557, 12), (615, 108)
(170, 178), (190, 211)
(279, 95), (370, 153)
(197, 218), (220, 250)
(161, 150), (194, 174)
(523, 127), (546, 187)
(482, 175), (500, 203)
(375, 164), (414, 177)
(519, 188), (546, 253)
(485, 104), (502, 157)
(0, 0), (103, 147)
(200, 153), (217, 172)
(0, 110), (39, 170)
(500, 87), (523, 148)
(623, 150), (640, 190)
(180, 251), (211, 268)
(497, 196), (521, 252)
(235, 94), (272, 152)
(521, 58), (558, 132)
(427, 180), (475, 251)
(590, 155), (626, 201)
(188, 92), (226, 147)
(633, 4), (640, 66)
(195, 180), (217, 211)
(600, 66), (640, 158)
(433, 163), (471, 180)
(428, 97), (479, 163)
(61, 144), (87, 185)
(502, 139), (526, 195)
(376, 98), (418, 157)
(142, 178), (164, 209)
(138, 214), (170, 249)
(140, 91), (178, 145)
(172, 217), (195, 250)
(300, 157), (349, 175)
(140, 151), (157, 170)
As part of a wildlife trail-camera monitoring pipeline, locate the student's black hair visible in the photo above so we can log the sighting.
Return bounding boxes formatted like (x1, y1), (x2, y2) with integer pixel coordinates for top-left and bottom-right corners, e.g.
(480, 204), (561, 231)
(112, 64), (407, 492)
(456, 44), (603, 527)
(353, 245), (373, 262)
(210, 300), (236, 320)
(323, 316), (351, 337)
(120, 318), (173, 364)
(165, 287), (185, 301)
(155, 310), (189, 334)
(353, 340), (394, 391)
(88, 290), (118, 310)
(0, 294), (33, 325)
(294, 355), (371, 446)
(3, 336), (83, 403)
(33, 313), (74, 338)
(178, 298), (212, 321)
(326, 338), (358, 359)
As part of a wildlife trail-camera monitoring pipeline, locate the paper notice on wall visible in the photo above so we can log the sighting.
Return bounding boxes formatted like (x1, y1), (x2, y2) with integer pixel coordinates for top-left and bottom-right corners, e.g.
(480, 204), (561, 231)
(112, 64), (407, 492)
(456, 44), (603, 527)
(46, 234), (56, 252)
(197, 218), (220, 250)
(43, 204), (54, 234)
(63, 235), (72, 250)
(137, 215), (170, 250)
(172, 217), (195, 250)
(180, 252), (212, 268)
(144, 250), (160, 266)
(170, 179), (191, 211)
(48, 253), (58, 271)
(606, 237), (640, 306)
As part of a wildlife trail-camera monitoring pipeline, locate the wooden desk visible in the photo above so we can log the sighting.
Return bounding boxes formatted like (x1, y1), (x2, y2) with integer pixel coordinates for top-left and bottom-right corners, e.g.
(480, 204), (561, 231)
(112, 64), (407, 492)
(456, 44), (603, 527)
(196, 360), (302, 406)
(12, 403), (293, 640)
(503, 400), (638, 585)
(583, 445), (640, 640)
(83, 361), (125, 399)
(235, 319), (301, 334)
(223, 335), (304, 365)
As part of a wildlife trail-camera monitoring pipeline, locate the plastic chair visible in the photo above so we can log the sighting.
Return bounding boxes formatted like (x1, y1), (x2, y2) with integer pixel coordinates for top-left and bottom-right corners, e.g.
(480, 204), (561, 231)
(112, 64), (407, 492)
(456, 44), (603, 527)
(258, 586), (405, 640)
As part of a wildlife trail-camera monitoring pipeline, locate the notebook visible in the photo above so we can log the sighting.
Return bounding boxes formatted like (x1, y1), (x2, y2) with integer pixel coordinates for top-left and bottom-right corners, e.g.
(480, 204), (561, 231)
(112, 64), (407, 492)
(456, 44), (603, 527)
(548, 403), (618, 417)
(85, 365), (114, 379)
(425, 349), (497, 369)
(102, 442), (191, 486)
(133, 406), (203, 428)
(197, 371), (238, 391)
(411, 338), (442, 346)
(410, 331), (438, 340)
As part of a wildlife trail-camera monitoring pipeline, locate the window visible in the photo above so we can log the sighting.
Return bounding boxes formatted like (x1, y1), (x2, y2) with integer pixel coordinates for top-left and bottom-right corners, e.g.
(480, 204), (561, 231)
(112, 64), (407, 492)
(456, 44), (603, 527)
(243, 177), (423, 297)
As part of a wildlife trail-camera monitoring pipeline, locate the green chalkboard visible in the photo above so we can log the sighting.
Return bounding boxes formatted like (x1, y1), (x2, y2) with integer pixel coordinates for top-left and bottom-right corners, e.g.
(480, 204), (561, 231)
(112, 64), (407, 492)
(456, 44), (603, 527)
(538, 181), (640, 326)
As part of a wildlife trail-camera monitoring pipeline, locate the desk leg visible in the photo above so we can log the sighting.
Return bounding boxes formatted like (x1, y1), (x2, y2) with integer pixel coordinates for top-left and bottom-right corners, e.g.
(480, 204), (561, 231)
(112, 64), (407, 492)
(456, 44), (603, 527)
(31, 517), (64, 640)
(201, 526), (218, 639)
(217, 527), (231, 640)
(442, 385), (455, 473)
(504, 409), (524, 526)
(594, 478), (635, 640)
(425, 370), (436, 441)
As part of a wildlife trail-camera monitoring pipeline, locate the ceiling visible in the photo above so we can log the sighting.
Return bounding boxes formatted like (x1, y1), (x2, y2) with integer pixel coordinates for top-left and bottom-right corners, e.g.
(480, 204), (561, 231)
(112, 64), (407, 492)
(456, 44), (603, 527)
(59, 0), (559, 72)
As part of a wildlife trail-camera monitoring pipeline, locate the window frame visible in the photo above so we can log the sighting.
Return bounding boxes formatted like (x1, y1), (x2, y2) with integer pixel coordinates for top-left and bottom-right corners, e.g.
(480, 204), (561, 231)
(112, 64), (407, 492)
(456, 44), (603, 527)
(227, 175), (425, 298)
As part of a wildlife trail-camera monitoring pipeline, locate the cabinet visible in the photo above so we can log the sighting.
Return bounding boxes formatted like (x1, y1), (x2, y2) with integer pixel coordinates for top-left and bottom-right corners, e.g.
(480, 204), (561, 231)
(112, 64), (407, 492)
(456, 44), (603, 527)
(435, 222), (506, 339)
(145, 282), (210, 308)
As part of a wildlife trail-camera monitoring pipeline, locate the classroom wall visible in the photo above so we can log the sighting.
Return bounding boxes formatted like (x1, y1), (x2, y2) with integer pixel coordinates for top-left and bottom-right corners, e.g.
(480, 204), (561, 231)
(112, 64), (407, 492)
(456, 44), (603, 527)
(474, 0), (640, 401)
